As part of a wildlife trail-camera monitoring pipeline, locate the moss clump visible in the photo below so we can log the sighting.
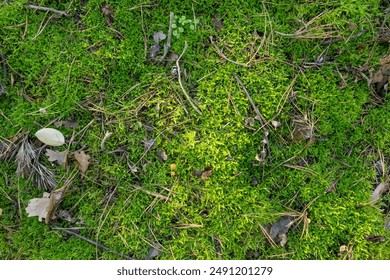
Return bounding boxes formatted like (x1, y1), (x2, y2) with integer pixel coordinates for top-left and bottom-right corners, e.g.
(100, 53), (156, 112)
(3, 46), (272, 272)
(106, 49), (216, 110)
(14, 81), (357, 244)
(0, 0), (389, 259)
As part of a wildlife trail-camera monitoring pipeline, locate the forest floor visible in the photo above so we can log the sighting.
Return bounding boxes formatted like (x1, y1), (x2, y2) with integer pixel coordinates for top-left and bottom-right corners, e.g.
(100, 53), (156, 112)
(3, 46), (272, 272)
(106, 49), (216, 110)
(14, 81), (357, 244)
(0, 0), (389, 259)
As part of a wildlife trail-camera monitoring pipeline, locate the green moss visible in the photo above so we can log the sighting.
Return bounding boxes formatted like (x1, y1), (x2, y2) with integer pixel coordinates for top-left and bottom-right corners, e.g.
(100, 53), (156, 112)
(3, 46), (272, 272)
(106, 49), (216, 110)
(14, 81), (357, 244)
(0, 0), (389, 260)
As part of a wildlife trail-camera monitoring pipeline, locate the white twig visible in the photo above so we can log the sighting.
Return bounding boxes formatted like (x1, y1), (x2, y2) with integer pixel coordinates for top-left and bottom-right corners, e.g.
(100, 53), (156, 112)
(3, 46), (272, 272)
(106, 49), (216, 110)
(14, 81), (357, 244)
(26, 5), (70, 17)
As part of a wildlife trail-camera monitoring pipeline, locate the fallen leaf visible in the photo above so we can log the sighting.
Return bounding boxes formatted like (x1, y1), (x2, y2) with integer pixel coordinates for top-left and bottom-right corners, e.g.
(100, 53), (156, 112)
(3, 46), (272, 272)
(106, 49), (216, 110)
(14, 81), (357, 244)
(25, 186), (67, 224)
(25, 192), (51, 222)
(0, 208), (2, 216)
(145, 242), (163, 260)
(371, 54), (390, 97)
(156, 150), (168, 162)
(201, 169), (212, 180)
(270, 216), (294, 239)
(371, 182), (389, 202)
(35, 128), (65, 146)
(74, 151), (91, 173)
(153, 31), (166, 44)
(45, 149), (68, 165)
(193, 166), (213, 180)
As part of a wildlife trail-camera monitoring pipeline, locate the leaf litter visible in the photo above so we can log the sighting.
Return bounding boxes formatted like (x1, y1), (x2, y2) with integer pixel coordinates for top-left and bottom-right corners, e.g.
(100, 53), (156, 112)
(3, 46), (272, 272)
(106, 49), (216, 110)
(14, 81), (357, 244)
(74, 151), (91, 173)
(25, 186), (66, 224)
(45, 149), (68, 165)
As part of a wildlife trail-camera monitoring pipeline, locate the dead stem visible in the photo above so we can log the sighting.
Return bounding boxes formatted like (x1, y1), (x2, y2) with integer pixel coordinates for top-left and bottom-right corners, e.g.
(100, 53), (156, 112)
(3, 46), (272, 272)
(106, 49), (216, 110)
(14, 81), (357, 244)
(176, 42), (202, 115)
(52, 226), (134, 260)
(26, 5), (70, 17)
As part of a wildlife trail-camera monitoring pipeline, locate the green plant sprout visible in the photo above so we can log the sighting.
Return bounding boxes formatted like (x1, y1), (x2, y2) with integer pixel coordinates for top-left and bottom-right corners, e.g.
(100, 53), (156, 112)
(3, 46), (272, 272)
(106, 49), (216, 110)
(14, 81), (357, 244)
(172, 15), (200, 39)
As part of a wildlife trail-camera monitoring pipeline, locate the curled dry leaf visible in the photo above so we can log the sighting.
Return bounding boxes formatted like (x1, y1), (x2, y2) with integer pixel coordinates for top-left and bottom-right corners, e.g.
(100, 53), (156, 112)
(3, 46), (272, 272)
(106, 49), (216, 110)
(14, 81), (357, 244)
(25, 192), (51, 222)
(45, 149), (68, 165)
(74, 151), (91, 173)
(25, 186), (68, 224)
(371, 54), (390, 97)
(35, 128), (65, 146)
(156, 150), (168, 162)
(371, 182), (389, 202)
(193, 166), (213, 180)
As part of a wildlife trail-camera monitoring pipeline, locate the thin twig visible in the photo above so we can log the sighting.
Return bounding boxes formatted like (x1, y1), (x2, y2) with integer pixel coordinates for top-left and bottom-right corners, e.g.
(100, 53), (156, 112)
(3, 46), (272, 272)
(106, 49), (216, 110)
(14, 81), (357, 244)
(133, 185), (169, 201)
(26, 5), (71, 17)
(159, 12), (174, 64)
(52, 226), (134, 260)
(233, 73), (269, 163)
(233, 73), (266, 126)
(321, 29), (368, 45)
(176, 42), (202, 115)
(210, 36), (250, 68)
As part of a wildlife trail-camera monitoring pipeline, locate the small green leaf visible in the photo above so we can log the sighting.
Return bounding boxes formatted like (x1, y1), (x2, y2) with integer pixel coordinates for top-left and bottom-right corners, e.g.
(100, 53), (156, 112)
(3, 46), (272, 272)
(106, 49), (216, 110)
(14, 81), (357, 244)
(172, 23), (177, 28)
(190, 24), (195, 30)
(178, 27), (184, 33)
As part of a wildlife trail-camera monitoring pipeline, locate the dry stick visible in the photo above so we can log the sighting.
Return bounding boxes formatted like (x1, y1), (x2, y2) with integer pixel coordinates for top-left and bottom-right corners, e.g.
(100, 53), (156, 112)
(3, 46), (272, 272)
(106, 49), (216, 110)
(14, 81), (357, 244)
(321, 29), (368, 45)
(158, 12), (174, 64)
(233, 73), (269, 161)
(26, 5), (71, 17)
(176, 42), (202, 115)
(210, 36), (251, 68)
(52, 226), (134, 260)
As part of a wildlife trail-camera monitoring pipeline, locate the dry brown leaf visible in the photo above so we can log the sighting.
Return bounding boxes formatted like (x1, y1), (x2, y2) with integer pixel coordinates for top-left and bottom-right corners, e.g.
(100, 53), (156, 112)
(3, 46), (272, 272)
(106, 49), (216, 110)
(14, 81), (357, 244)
(25, 186), (67, 224)
(156, 150), (168, 162)
(371, 182), (390, 202)
(193, 166), (213, 180)
(74, 151), (91, 173)
(45, 149), (68, 165)
(371, 54), (390, 97)
(0, 208), (3, 216)
(25, 192), (51, 222)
